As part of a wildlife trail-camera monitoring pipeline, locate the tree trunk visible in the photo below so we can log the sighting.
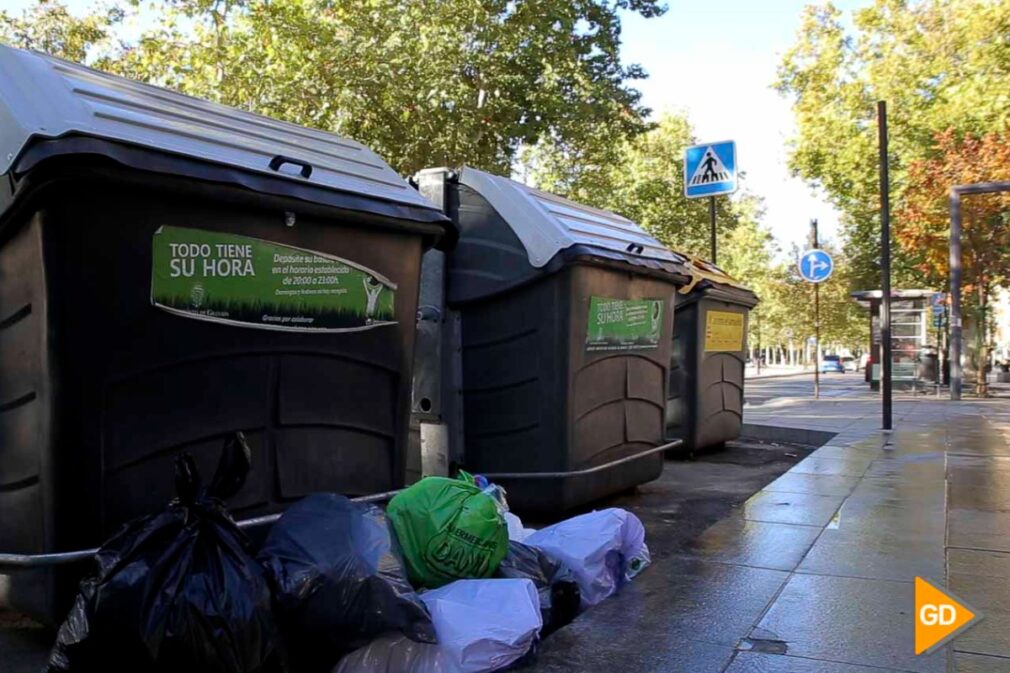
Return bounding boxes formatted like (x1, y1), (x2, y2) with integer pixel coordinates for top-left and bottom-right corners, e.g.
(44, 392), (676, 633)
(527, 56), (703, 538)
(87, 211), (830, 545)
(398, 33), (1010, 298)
(977, 283), (989, 397)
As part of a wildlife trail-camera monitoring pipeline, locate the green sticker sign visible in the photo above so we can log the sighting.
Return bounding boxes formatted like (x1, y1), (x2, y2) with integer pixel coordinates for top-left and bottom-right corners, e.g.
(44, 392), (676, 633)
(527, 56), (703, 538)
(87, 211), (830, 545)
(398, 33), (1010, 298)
(586, 296), (663, 352)
(151, 226), (396, 332)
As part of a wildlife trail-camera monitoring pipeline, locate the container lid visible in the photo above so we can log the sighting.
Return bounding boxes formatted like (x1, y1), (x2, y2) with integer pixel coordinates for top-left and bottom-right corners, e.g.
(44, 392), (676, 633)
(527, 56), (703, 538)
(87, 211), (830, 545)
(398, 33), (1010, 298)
(0, 45), (445, 225)
(677, 254), (758, 307)
(457, 166), (689, 275)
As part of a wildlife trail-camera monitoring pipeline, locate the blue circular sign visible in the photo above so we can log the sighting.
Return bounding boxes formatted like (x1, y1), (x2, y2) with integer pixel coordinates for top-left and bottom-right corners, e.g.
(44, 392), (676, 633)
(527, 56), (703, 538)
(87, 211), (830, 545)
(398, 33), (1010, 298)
(798, 249), (834, 283)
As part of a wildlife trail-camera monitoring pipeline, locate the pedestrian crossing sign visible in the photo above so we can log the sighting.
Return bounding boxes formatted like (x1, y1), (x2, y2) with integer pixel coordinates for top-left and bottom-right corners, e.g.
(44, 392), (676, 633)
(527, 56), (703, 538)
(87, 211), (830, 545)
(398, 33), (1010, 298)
(684, 140), (738, 198)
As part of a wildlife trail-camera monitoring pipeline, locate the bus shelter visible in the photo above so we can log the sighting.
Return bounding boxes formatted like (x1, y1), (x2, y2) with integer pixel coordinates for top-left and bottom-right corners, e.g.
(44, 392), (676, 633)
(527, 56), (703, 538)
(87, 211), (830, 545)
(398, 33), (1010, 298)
(851, 290), (941, 391)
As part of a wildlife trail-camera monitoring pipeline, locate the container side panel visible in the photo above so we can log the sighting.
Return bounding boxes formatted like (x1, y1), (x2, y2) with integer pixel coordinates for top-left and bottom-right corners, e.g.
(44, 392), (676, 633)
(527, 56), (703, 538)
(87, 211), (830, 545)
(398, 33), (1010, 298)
(459, 277), (563, 474)
(104, 431), (270, 525)
(696, 300), (748, 447)
(479, 266), (675, 513)
(278, 355), (397, 435)
(572, 357), (625, 419)
(568, 266), (675, 469)
(0, 218), (46, 554)
(572, 401), (626, 461)
(626, 399), (664, 444)
(103, 356), (272, 470)
(627, 356), (665, 402)
(667, 303), (701, 447)
(0, 483), (48, 616)
(275, 427), (393, 497)
(670, 298), (749, 451)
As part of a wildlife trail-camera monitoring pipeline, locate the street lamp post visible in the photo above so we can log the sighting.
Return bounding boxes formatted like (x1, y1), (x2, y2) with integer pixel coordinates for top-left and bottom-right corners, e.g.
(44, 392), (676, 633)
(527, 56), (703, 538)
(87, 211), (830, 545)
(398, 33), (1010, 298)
(877, 102), (894, 430)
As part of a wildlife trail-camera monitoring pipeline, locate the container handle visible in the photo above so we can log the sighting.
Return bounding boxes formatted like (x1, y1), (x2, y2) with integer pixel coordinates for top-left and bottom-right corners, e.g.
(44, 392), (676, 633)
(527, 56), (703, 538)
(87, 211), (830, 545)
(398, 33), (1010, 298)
(269, 155), (313, 179)
(0, 488), (404, 570)
(626, 243), (644, 254)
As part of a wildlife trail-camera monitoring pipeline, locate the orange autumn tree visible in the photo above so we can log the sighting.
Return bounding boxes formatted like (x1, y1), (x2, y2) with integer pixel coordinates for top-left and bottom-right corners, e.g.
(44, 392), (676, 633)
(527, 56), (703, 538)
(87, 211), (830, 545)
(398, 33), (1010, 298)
(897, 129), (1010, 388)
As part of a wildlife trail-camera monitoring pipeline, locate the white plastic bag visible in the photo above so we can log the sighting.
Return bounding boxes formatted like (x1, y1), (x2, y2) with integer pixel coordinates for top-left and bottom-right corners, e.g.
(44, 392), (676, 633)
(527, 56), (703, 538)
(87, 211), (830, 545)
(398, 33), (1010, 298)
(333, 578), (542, 673)
(504, 511), (536, 542)
(524, 508), (646, 608)
(626, 542), (651, 581)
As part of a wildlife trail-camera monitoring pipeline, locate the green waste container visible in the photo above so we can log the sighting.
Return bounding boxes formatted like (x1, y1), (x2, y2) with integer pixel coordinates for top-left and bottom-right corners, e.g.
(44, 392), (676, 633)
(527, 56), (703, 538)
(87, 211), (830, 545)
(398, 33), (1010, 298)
(415, 167), (690, 513)
(0, 45), (451, 621)
(666, 258), (758, 454)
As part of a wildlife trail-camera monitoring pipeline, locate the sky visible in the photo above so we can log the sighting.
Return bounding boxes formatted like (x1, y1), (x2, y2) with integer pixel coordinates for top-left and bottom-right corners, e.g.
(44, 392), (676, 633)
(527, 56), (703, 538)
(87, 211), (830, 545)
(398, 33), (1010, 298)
(5, 0), (870, 252)
(619, 0), (869, 252)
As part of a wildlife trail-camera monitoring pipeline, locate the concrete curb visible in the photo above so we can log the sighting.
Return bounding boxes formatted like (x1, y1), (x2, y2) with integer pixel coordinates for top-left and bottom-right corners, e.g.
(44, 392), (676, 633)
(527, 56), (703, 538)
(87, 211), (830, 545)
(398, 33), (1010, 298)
(740, 423), (837, 447)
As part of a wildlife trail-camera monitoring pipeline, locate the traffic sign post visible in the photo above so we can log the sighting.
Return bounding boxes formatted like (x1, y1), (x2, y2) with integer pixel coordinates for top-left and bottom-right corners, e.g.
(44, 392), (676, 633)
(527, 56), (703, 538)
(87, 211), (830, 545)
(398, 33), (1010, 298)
(799, 229), (833, 400)
(684, 140), (738, 264)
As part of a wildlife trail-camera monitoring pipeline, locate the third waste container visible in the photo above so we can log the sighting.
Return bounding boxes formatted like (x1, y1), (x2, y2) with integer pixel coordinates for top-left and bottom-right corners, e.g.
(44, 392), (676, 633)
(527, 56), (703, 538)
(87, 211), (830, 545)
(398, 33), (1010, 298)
(415, 167), (690, 512)
(666, 257), (758, 454)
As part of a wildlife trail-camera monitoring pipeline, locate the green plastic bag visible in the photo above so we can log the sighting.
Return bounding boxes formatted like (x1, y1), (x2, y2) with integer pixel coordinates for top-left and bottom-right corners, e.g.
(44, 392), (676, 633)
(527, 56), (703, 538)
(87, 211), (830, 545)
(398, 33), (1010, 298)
(387, 473), (509, 589)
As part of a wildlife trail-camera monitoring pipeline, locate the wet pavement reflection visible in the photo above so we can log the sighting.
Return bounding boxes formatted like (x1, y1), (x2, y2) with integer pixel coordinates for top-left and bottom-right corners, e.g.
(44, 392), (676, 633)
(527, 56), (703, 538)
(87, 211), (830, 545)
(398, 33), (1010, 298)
(526, 395), (1010, 672)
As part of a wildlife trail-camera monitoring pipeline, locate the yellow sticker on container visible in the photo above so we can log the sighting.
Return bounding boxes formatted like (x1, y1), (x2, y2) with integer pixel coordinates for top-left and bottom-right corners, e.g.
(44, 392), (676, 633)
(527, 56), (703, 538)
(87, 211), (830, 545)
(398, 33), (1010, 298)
(704, 311), (743, 352)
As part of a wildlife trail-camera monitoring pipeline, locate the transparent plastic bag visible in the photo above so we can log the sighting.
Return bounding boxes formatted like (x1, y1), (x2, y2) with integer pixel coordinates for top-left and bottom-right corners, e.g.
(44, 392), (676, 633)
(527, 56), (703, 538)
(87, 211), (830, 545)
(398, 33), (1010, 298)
(524, 508), (647, 608)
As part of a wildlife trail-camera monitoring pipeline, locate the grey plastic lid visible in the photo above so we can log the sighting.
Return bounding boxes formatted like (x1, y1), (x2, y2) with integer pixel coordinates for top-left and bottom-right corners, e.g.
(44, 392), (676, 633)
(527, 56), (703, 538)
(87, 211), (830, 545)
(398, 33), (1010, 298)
(458, 166), (684, 268)
(0, 45), (439, 215)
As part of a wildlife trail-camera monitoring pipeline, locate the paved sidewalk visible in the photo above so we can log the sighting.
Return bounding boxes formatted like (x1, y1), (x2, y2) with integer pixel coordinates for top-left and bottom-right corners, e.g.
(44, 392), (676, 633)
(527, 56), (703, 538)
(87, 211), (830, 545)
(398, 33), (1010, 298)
(528, 392), (1010, 672)
(739, 395), (1010, 671)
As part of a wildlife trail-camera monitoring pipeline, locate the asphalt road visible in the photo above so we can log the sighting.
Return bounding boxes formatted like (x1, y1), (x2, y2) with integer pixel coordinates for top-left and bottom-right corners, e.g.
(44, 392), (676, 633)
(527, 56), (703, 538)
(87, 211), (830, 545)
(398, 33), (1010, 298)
(745, 370), (869, 406)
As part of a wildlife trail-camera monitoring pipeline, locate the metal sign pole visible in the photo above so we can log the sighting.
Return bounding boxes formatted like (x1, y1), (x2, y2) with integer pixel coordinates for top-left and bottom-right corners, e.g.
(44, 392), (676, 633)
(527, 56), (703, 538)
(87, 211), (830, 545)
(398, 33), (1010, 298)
(811, 219), (820, 400)
(709, 196), (717, 264)
(815, 282), (821, 399)
(878, 101), (893, 430)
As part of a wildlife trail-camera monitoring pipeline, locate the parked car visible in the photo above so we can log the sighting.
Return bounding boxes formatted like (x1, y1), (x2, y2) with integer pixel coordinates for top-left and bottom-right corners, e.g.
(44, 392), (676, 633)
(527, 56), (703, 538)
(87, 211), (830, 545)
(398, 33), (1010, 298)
(841, 356), (858, 372)
(820, 355), (846, 374)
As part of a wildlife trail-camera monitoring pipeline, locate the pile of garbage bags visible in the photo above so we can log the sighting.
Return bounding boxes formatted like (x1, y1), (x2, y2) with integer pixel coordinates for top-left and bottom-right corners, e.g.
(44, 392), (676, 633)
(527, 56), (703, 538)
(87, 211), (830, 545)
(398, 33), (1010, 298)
(46, 436), (651, 673)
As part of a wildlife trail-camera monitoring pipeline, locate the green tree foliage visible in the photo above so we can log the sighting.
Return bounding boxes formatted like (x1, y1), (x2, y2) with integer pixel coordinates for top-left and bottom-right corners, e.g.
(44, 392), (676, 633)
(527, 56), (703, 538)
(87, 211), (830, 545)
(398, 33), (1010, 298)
(0, 0), (122, 62)
(1, 0), (665, 176)
(776, 0), (1010, 291)
(526, 112), (803, 351)
(750, 245), (865, 358)
(525, 112), (747, 258)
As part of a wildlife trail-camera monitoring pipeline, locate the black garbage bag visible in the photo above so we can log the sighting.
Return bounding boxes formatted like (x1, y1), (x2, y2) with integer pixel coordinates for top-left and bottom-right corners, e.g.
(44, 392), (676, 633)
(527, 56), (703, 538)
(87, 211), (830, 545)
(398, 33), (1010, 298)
(495, 540), (581, 636)
(46, 433), (283, 673)
(257, 493), (436, 673)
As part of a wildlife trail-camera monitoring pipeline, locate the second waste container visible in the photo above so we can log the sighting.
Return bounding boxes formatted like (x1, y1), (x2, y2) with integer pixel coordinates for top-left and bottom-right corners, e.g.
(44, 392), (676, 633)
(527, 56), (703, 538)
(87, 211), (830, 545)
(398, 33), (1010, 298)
(416, 167), (690, 513)
(666, 257), (758, 454)
(0, 45), (451, 620)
